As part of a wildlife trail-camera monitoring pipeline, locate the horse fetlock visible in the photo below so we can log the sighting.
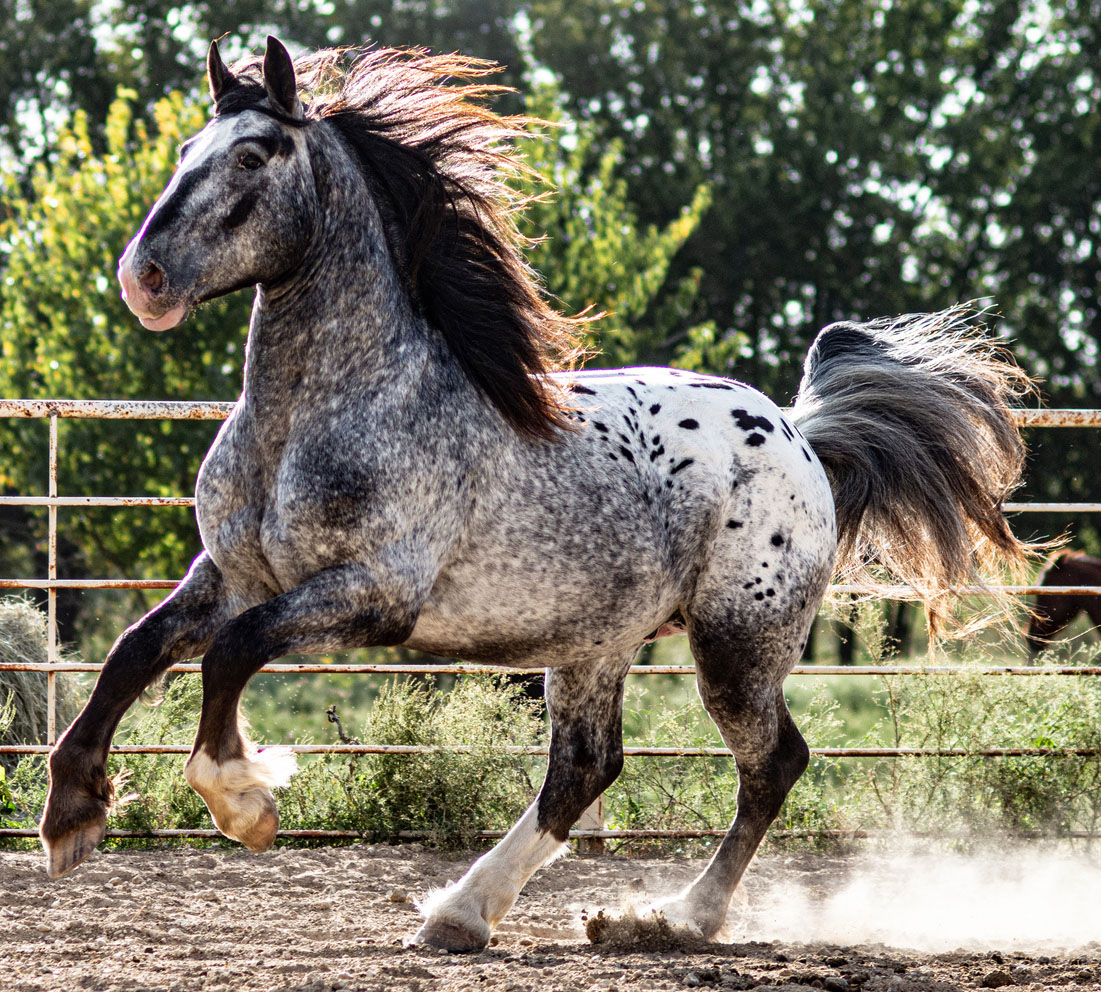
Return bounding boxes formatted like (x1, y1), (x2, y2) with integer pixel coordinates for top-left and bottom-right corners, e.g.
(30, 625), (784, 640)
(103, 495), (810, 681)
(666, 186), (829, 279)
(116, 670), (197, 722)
(184, 748), (295, 852)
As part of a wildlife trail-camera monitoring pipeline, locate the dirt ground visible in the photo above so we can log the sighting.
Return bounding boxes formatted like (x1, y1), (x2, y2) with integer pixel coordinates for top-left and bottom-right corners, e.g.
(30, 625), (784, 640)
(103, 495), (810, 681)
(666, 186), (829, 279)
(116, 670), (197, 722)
(3, 843), (1101, 992)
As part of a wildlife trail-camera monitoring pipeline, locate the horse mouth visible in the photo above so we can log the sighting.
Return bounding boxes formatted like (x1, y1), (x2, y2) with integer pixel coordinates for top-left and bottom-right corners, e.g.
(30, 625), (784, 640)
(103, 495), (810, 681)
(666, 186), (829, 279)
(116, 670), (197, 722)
(133, 302), (189, 331)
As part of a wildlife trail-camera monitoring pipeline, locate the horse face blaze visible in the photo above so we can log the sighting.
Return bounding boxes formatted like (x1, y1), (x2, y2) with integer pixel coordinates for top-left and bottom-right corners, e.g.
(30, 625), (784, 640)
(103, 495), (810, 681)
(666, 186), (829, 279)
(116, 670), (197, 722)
(118, 111), (315, 331)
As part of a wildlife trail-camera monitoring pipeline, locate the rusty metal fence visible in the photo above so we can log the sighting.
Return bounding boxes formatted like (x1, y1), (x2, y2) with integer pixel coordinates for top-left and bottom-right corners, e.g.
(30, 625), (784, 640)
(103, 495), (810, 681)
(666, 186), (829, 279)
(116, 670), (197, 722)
(1, 399), (1100, 842)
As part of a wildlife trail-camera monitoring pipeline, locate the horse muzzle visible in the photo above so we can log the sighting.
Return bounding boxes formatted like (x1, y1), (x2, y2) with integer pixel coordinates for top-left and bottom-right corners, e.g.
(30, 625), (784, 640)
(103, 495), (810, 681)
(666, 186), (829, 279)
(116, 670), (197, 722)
(117, 241), (189, 332)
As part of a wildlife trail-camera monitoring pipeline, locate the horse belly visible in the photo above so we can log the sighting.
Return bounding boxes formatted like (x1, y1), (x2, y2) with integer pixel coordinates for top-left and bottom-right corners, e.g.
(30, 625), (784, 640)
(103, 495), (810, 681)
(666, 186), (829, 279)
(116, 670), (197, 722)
(406, 490), (680, 666)
(408, 551), (676, 665)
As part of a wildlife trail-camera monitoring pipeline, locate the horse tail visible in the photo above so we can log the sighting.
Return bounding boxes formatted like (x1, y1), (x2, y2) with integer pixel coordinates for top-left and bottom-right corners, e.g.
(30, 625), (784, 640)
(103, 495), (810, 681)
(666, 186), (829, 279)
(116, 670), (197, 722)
(791, 306), (1038, 633)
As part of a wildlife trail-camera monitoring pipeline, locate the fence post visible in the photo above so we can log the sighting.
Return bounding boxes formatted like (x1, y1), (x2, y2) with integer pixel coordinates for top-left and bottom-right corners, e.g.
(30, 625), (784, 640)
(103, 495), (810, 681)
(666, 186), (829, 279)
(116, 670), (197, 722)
(46, 412), (58, 745)
(576, 794), (605, 854)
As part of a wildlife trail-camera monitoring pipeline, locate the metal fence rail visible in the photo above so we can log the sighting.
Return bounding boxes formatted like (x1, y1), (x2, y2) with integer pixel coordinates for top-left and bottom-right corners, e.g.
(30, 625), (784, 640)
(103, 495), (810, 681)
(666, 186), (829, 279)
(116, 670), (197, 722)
(2, 399), (1100, 842)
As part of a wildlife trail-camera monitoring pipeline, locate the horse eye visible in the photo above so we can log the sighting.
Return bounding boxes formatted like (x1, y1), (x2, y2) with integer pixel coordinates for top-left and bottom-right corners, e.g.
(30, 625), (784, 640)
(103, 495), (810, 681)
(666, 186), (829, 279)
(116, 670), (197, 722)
(240, 151), (264, 170)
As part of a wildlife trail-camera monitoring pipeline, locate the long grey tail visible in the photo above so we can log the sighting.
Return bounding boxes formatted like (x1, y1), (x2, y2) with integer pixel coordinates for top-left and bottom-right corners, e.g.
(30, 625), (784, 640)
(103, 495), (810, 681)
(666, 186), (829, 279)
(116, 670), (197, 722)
(791, 306), (1037, 632)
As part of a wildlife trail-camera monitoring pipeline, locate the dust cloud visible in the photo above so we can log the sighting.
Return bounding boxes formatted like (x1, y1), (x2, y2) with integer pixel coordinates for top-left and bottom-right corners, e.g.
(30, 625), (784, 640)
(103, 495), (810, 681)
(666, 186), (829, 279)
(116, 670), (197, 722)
(728, 842), (1101, 952)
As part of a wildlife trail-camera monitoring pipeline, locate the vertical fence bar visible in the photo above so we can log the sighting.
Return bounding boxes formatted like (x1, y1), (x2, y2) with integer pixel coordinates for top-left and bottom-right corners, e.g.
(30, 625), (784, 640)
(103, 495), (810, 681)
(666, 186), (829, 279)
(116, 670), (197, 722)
(46, 412), (58, 745)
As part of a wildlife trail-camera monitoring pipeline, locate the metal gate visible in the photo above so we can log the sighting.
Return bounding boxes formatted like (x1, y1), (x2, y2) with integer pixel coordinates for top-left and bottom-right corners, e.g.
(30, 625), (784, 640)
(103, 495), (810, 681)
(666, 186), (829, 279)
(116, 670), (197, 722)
(1, 399), (1099, 842)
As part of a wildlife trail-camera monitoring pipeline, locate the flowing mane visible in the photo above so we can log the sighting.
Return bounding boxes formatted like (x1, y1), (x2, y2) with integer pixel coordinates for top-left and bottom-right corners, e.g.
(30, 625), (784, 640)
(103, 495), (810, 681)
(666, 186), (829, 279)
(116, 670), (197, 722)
(224, 46), (584, 439)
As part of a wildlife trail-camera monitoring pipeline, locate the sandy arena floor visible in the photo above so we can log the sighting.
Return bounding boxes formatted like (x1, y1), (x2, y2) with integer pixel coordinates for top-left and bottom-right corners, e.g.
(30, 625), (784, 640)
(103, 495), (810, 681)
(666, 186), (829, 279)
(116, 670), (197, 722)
(3, 843), (1101, 991)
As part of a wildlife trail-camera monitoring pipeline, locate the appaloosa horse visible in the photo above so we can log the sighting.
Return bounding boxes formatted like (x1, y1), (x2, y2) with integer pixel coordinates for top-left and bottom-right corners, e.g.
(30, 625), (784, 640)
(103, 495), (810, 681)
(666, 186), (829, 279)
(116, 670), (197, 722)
(1027, 550), (1101, 653)
(40, 38), (1035, 950)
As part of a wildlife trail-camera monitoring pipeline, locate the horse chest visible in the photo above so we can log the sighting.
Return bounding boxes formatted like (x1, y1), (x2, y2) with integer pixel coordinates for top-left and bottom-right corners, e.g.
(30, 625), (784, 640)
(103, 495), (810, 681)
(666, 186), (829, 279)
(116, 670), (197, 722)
(194, 422), (282, 597)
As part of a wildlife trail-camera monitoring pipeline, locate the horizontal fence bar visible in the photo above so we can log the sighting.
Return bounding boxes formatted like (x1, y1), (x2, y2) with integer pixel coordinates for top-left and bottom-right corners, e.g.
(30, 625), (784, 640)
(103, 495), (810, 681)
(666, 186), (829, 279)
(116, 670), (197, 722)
(3, 743), (1097, 758)
(1012, 408), (1101, 427)
(0, 496), (195, 508)
(1, 496), (1096, 513)
(1004, 502), (1101, 512)
(0, 578), (179, 590)
(0, 399), (234, 419)
(3, 662), (1101, 676)
(0, 826), (1098, 841)
(5, 580), (1099, 596)
(1, 400), (1099, 426)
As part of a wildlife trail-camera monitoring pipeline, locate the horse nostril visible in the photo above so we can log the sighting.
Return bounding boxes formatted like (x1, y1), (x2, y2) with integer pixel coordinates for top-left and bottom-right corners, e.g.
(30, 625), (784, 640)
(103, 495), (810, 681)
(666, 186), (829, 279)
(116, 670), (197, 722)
(139, 262), (165, 295)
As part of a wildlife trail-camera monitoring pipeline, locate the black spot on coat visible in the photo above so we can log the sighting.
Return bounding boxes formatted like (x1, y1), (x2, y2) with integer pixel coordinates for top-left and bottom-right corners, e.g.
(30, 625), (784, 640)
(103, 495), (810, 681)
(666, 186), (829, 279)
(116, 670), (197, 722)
(731, 409), (774, 433)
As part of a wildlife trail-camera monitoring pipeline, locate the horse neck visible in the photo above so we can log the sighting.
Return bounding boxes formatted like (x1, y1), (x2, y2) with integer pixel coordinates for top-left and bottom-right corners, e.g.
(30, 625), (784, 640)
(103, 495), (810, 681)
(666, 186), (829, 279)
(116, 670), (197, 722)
(242, 126), (430, 409)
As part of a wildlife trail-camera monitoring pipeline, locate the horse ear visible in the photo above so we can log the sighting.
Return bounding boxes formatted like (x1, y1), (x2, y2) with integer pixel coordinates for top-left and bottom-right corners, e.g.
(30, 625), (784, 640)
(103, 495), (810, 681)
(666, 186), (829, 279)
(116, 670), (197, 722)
(207, 39), (235, 104)
(263, 36), (303, 119)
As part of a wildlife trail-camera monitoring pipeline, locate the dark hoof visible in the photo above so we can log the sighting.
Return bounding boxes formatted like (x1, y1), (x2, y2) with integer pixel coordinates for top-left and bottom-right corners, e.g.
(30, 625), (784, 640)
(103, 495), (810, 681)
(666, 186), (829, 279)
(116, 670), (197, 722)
(412, 919), (490, 953)
(41, 811), (107, 879)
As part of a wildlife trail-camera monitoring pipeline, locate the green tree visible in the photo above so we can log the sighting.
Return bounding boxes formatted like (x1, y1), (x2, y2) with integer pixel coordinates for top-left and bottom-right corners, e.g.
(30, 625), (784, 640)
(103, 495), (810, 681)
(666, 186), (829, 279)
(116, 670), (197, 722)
(518, 82), (717, 369)
(0, 2), (525, 161)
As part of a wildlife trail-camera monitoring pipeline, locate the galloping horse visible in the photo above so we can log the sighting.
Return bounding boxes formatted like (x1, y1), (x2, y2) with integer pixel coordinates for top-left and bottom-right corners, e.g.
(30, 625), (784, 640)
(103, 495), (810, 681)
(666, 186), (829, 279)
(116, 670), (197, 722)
(1027, 550), (1101, 653)
(41, 38), (1034, 951)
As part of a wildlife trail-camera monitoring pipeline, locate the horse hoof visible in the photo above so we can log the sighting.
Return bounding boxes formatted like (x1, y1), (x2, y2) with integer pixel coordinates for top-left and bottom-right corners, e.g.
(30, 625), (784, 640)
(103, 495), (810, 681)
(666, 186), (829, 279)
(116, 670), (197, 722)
(237, 795), (279, 853)
(205, 789), (280, 852)
(41, 815), (107, 879)
(185, 750), (292, 852)
(412, 918), (490, 953)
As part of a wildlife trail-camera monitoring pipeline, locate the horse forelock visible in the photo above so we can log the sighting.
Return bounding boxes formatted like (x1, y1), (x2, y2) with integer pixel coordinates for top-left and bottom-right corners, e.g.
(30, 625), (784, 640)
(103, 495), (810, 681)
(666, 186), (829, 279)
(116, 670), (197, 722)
(225, 45), (585, 439)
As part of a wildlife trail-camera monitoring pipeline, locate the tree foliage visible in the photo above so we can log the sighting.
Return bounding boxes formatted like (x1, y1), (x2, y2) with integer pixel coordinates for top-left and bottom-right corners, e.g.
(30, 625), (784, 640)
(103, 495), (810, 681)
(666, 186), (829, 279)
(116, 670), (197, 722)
(519, 84), (717, 368)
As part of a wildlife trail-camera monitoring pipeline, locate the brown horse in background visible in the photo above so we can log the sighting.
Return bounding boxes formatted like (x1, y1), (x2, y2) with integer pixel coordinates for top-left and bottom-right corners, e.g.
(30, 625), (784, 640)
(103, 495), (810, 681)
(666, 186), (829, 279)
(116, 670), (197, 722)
(1027, 550), (1101, 653)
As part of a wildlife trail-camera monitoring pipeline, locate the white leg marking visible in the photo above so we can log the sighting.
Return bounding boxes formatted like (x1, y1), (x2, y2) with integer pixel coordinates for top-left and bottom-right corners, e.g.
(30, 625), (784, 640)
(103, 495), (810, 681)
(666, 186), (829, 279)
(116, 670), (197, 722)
(417, 804), (567, 944)
(183, 746), (297, 851)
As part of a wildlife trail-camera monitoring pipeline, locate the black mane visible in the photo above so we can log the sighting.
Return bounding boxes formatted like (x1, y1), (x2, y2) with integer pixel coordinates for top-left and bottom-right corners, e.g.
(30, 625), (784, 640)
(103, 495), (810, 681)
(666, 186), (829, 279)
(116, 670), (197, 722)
(227, 47), (584, 439)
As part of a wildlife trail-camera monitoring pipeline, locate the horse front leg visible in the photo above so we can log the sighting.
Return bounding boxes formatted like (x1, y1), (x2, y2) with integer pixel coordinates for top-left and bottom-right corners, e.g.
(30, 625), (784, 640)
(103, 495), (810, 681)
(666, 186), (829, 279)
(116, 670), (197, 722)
(41, 552), (232, 878)
(182, 562), (419, 852)
(414, 657), (632, 952)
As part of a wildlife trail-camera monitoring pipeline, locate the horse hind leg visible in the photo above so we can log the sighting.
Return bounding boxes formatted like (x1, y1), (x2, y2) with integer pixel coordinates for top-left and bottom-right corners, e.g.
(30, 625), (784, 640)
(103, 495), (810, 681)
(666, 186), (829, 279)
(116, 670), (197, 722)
(414, 656), (632, 952)
(650, 616), (812, 939)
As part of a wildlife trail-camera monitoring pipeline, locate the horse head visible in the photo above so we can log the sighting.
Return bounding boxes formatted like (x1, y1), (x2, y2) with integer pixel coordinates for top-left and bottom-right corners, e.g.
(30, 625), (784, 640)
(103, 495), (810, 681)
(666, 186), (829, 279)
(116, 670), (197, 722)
(118, 37), (315, 330)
